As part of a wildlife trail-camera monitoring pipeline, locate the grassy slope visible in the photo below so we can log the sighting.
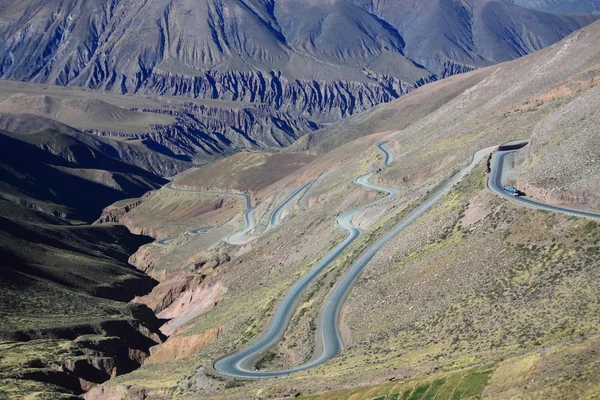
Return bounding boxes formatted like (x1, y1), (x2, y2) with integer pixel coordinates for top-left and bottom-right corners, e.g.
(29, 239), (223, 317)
(92, 21), (600, 400)
(298, 364), (495, 400)
(288, 68), (494, 155)
(0, 212), (156, 335)
(0, 198), (162, 398)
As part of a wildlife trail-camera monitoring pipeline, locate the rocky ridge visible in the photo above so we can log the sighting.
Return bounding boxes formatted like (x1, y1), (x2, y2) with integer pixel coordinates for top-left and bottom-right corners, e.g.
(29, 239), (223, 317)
(0, 0), (596, 161)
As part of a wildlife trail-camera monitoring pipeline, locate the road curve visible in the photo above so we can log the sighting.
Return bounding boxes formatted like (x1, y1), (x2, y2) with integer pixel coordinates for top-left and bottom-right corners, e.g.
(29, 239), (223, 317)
(225, 206), (258, 245)
(164, 182), (253, 211)
(489, 150), (600, 220)
(160, 182), (258, 246)
(377, 141), (394, 166)
(213, 172), (397, 377)
(155, 236), (179, 246)
(213, 145), (497, 378)
(189, 226), (213, 235)
(266, 181), (313, 231)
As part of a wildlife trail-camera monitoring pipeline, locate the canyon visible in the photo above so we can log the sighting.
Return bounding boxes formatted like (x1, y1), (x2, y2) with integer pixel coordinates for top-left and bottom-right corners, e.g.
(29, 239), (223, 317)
(2, 2), (600, 399)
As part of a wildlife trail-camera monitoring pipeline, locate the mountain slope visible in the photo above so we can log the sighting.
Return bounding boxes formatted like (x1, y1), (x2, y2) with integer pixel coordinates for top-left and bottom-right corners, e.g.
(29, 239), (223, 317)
(86, 19), (600, 400)
(504, 0), (600, 14)
(351, 0), (599, 75)
(0, 199), (165, 399)
(0, 128), (169, 222)
(0, 0), (432, 116)
(0, 0), (596, 127)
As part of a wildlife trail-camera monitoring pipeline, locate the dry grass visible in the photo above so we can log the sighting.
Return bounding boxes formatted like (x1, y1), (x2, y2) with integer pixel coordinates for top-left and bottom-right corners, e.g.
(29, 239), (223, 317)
(175, 153), (316, 195)
(91, 22), (600, 400)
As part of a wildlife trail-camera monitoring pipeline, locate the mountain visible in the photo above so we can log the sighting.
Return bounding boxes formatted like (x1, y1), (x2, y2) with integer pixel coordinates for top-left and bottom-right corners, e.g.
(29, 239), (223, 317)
(80, 19), (600, 400)
(2, 4), (600, 399)
(503, 0), (600, 14)
(0, 123), (182, 398)
(0, 199), (166, 398)
(0, 124), (179, 397)
(0, 79), (324, 166)
(0, 0), (597, 162)
(0, 126), (172, 222)
(351, 0), (599, 74)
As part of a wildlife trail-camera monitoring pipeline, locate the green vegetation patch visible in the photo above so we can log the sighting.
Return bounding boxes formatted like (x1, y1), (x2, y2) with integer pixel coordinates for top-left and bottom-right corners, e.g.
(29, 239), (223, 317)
(422, 378), (447, 399)
(0, 340), (80, 400)
(298, 365), (494, 400)
(452, 370), (494, 399)
(407, 381), (430, 400)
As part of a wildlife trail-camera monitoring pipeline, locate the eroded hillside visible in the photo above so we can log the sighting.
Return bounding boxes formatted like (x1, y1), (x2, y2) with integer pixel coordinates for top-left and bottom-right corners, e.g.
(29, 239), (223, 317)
(79, 20), (600, 400)
(0, 0), (597, 164)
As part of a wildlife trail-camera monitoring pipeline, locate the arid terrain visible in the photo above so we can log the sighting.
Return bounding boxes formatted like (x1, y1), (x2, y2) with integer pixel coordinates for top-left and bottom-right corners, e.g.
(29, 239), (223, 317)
(75, 20), (600, 400)
(0, 0), (597, 165)
(1, 4), (600, 400)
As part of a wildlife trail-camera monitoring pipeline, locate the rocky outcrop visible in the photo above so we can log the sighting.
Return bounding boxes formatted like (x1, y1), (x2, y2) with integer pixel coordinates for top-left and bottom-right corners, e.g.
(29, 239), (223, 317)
(133, 268), (227, 336)
(145, 327), (222, 364)
(148, 102), (320, 156)
(516, 181), (600, 210)
(95, 199), (143, 224)
(128, 244), (159, 277)
(97, 75), (431, 162)
(135, 274), (206, 315)
(8, 304), (165, 397)
(439, 60), (477, 79)
(157, 277), (226, 336)
(83, 385), (149, 400)
(93, 276), (157, 303)
(141, 71), (425, 120)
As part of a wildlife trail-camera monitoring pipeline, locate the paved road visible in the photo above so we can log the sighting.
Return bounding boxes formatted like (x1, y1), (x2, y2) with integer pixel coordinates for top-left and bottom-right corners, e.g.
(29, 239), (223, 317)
(155, 236), (179, 246)
(213, 171), (397, 378)
(489, 150), (600, 220)
(155, 229), (211, 246)
(377, 141), (394, 166)
(159, 179), (315, 247)
(266, 181), (313, 231)
(225, 206), (258, 245)
(189, 226), (213, 235)
(159, 182), (257, 246)
(213, 144), (497, 378)
(164, 182), (253, 210)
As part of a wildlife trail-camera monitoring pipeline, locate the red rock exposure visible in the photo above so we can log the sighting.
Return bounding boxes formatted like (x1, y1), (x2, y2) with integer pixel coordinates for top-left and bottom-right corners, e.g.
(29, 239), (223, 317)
(145, 327), (222, 365)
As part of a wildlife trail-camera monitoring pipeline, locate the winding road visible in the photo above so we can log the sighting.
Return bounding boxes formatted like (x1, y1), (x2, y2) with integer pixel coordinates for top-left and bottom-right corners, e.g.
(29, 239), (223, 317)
(157, 179), (315, 246)
(377, 141), (394, 166)
(165, 140), (600, 380)
(214, 144), (399, 378)
(189, 226), (213, 235)
(154, 183), (257, 246)
(155, 236), (179, 246)
(489, 150), (600, 220)
(225, 205), (258, 245)
(193, 139), (599, 380)
(266, 181), (313, 231)
(214, 142), (500, 378)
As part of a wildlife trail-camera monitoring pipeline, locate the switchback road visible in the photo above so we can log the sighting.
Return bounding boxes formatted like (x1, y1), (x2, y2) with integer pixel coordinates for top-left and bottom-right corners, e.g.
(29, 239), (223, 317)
(489, 150), (600, 220)
(213, 144), (498, 378)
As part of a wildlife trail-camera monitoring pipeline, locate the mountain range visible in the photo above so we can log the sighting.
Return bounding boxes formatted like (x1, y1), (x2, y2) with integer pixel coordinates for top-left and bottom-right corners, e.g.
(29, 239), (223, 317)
(504, 0), (600, 14)
(2, 3), (600, 399)
(0, 0), (597, 162)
